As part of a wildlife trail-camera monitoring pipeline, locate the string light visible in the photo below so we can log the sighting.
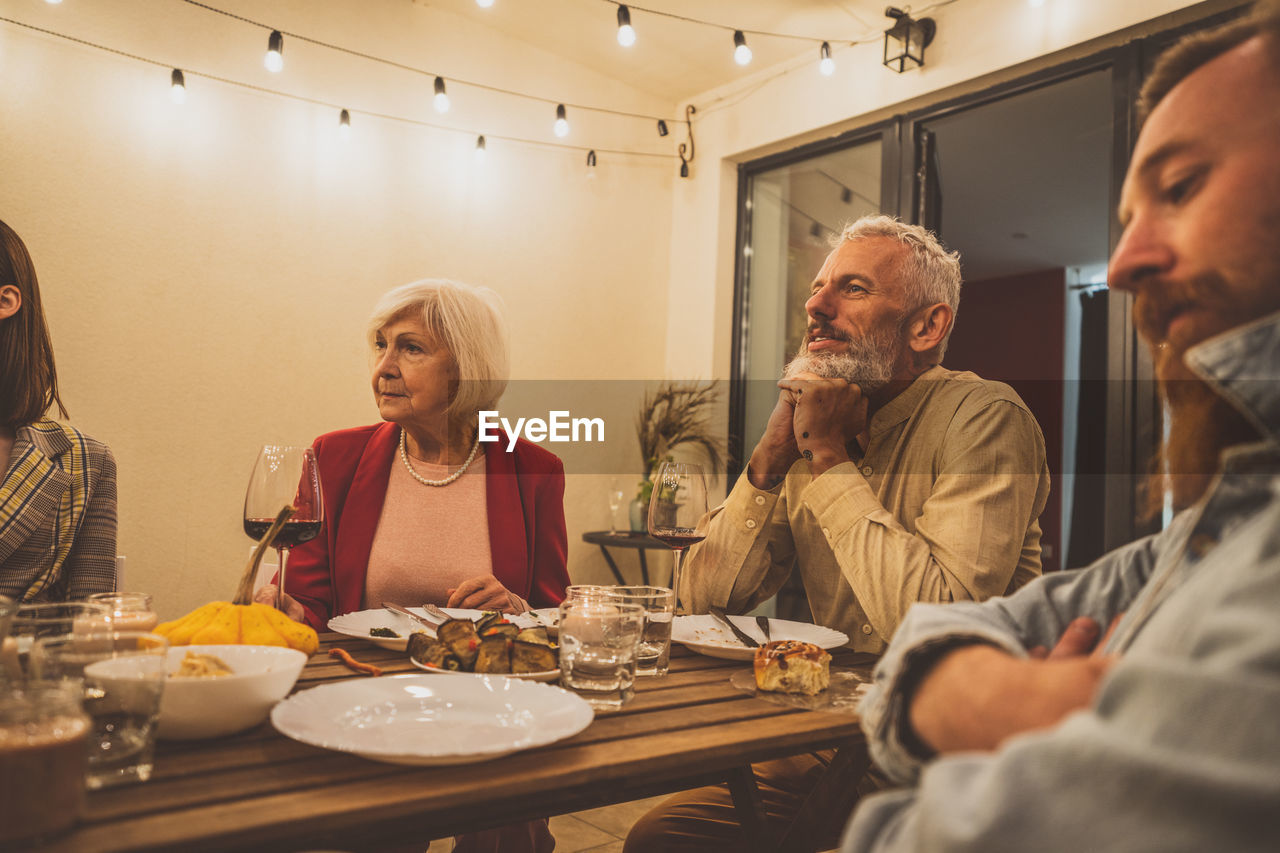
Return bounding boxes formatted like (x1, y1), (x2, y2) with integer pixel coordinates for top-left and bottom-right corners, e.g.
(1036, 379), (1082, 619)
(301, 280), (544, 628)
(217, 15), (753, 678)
(433, 76), (450, 113)
(0, 13), (681, 170)
(44, 0), (63, 5)
(476, 0), (495, 7)
(733, 30), (752, 66)
(264, 30), (284, 73)
(586, 149), (597, 179)
(554, 103), (570, 138)
(474, 135), (486, 162)
(170, 68), (186, 104)
(339, 108), (351, 139)
(819, 41), (834, 75)
(616, 6), (636, 47)
(657, 119), (668, 137)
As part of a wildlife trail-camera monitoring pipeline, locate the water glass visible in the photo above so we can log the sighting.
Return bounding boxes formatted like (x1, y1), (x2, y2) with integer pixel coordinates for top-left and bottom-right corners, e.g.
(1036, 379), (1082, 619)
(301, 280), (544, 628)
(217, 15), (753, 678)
(33, 631), (168, 789)
(558, 599), (644, 711)
(7, 602), (114, 681)
(87, 593), (159, 632)
(0, 680), (91, 845)
(607, 586), (675, 676)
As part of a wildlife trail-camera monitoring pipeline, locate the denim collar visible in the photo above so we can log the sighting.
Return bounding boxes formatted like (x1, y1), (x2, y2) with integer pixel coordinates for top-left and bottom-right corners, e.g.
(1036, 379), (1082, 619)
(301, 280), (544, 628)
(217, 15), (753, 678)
(1184, 309), (1280, 445)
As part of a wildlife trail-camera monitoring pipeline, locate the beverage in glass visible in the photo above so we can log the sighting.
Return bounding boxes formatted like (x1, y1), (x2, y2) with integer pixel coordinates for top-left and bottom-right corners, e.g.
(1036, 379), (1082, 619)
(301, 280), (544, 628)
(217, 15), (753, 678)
(647, 461), (709, 613)
(0, 680), (90, 845)
(33, 631), (169, 789)
(607, 586), (674, 676)
(558, 599), (644, 711)
(244, 445), (324, 610)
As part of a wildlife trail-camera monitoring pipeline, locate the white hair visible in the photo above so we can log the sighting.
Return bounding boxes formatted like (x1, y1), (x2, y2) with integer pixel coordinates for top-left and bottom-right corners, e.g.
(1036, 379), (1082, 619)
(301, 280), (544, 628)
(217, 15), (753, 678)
(836, 215), (962, 358)
(367, 279), (509, 421)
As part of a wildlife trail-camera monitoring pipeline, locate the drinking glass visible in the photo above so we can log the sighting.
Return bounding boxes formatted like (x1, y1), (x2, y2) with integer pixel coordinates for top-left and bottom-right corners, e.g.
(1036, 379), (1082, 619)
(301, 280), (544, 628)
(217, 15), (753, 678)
(646, 461), (709, 614)
(86, 593), (158, 633)
(32, 631), (168, 789)
(244, 445), (324, 610)
(607, 478), (626, 535)
(558, 598), (645, 711)
(0, 680), (90, 845)
(5, 602), (114, 684)
(607, 586), (675, 676)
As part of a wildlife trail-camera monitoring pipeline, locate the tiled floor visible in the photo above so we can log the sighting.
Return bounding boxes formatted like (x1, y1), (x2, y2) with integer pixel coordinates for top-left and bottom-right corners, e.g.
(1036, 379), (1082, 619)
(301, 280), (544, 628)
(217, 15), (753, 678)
(425, 794), (668, 852)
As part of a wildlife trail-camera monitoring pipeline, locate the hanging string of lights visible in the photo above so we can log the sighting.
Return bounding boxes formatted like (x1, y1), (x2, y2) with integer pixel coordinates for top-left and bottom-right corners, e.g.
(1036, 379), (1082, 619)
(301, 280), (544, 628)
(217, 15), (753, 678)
(0, 13), (674, 170)
(11, 0), (963, 177)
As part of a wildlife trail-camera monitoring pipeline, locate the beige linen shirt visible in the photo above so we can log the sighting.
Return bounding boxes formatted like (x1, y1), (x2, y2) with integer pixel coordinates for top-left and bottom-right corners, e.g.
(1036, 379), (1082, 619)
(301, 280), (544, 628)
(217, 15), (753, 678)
(684, 366), (1050, 653)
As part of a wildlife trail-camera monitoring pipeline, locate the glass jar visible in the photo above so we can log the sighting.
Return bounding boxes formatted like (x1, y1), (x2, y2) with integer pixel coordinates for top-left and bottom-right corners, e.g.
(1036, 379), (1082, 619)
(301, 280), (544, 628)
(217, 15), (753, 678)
(0, 680), (90, 844)
(87, 592), (158, 632)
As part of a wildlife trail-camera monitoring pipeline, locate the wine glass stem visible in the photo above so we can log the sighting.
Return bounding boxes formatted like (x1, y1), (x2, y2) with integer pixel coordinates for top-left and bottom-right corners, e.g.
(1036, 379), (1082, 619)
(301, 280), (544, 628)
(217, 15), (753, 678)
(671, 547), (685, 615)
(276, 546), (291, 611)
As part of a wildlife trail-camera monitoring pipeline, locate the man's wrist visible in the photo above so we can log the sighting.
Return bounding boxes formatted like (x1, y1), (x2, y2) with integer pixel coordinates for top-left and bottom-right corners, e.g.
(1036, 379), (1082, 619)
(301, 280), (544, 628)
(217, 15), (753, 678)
(747, 444), (798, 489)
(804, 444), (850, 477)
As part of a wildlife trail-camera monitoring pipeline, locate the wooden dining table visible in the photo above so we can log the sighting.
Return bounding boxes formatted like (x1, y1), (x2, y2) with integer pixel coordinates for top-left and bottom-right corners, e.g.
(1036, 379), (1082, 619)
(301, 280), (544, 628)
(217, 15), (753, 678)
(44, 633), (876, 853)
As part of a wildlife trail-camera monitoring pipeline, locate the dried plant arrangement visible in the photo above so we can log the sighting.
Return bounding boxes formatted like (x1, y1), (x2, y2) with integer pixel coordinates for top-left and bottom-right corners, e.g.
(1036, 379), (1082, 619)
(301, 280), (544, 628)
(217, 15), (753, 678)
(634, 381), (724, 500)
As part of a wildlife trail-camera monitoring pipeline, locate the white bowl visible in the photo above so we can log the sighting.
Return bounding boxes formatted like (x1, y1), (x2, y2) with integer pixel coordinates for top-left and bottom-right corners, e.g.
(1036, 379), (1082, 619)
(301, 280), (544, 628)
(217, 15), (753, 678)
(158, 645), (307, 740)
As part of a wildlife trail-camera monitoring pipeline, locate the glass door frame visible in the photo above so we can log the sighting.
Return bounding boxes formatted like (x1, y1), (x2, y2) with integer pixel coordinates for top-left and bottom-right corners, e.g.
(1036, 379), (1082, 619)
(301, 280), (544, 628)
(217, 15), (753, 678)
(728, 118), (902, 480)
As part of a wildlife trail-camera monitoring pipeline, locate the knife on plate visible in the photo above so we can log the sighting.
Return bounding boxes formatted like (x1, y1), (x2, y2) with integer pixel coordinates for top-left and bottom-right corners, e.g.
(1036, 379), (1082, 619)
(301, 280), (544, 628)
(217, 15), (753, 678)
(709, 606), (760, 648)
(382, 602), (443, 633)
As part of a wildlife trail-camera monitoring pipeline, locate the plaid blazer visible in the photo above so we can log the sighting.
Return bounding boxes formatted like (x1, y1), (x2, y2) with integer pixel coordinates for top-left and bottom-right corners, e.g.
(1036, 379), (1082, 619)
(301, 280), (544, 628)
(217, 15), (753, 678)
(0, 419), (118, 602)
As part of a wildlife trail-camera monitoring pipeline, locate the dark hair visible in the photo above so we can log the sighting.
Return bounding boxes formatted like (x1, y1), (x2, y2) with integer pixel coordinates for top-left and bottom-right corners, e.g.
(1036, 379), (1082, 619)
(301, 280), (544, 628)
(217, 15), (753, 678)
(0, 219), (68, 429)
(1138, 0), (1280, 121)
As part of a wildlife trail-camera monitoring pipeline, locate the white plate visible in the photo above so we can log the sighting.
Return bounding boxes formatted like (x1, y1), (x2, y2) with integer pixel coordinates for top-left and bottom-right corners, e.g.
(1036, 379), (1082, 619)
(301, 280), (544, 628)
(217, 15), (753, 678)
(270, 673), (593, 765)
(671, 615), (849, 661)
(410, 658), (561, 683)
(327, 608), (537, 652)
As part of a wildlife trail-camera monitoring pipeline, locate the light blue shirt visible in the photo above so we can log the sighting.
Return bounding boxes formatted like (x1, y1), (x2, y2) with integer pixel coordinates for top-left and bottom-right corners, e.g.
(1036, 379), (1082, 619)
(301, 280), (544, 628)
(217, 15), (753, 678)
(844, 310), (1280, 853)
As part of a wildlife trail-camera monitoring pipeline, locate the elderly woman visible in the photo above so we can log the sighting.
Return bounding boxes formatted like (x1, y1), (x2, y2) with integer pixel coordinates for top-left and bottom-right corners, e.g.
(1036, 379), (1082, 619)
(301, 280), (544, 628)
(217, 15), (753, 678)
(0, 218), (118, 602)
(258, 278), (569, 630)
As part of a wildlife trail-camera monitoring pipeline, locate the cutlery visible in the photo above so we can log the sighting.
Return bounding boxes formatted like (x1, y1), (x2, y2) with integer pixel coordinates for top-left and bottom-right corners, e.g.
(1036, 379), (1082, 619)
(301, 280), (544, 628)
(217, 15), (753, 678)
(421, 603), (452, 623)
(382, 603), (443, 633)
(709, 606), (760, 648)
(755, 615), (772, 642)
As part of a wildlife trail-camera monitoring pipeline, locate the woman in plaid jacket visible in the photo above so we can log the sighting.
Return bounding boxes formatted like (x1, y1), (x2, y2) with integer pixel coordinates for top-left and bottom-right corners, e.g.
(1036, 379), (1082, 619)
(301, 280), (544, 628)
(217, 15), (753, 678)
(0, 218), (117, 602)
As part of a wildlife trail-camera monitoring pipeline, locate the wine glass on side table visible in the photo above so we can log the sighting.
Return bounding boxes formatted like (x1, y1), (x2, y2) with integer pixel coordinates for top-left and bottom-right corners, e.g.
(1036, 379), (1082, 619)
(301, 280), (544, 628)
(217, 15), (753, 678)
(646, 461), (708, 614)
(244, 446), (324, 610)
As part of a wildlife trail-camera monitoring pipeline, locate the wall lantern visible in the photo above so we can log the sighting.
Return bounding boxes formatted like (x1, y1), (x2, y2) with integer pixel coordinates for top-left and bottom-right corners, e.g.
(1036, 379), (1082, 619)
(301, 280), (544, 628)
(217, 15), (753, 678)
(882, 7), (936, 73)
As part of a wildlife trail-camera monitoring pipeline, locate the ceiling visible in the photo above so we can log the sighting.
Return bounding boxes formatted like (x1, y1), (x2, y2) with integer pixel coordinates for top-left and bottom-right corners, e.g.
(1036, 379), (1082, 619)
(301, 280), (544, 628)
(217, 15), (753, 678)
(420, 0), (898, 104)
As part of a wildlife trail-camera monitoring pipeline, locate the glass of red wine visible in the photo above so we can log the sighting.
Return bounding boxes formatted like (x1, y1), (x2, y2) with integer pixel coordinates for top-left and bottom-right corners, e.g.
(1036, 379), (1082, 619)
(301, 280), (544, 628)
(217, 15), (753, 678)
(243, 445), (324, 611)
(646, 461), (709, 614)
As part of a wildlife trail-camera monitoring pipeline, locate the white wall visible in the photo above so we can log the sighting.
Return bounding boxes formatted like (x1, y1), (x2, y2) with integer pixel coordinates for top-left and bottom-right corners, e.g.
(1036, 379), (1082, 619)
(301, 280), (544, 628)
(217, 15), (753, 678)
(666, 0), (1217, 383)
(1, 0), (673, 617)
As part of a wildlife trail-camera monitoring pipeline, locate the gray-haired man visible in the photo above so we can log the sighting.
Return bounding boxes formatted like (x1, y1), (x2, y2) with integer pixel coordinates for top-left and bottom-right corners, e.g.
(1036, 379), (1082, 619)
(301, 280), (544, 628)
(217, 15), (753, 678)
(626, 215), (1051, 851)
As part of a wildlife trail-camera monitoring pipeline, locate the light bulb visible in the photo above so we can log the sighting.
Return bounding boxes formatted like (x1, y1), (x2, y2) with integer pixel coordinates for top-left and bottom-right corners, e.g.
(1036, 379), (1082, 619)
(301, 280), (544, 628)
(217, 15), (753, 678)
(617, 6), (635, 47)
(170, 69), (186, 104)
(264, 30), (284, 73)
(554, 104), (569, 138)
(586, 150), (597, 180)
(819, 42), (834, 76)
(733, 31), (752, 66)
(433, 77), (449, 113)
(476, 0), (494, 7)
(339, 109), (351, 140)
(474, 135), (487, 162)
(45, 0), (63, 5)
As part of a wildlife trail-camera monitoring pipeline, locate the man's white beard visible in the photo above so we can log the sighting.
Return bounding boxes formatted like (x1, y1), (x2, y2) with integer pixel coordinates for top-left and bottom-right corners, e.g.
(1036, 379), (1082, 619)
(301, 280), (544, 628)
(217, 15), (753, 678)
(783, 326), (899, 393)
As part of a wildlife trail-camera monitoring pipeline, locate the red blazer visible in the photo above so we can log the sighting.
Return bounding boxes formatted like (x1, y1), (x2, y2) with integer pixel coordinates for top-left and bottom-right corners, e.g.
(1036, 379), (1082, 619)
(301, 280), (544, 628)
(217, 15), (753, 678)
(282, 422), (569, 630)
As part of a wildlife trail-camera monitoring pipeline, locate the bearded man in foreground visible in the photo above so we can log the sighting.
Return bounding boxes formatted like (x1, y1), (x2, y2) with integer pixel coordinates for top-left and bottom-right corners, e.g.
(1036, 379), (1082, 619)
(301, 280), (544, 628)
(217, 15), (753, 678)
(842, 4), (1280, 851)
(626, 215), (1051, 851)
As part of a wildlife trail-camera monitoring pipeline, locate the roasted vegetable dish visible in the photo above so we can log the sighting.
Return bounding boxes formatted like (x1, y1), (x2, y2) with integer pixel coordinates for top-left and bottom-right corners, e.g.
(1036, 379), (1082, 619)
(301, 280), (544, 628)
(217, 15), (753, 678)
(408, 611), (558, 674)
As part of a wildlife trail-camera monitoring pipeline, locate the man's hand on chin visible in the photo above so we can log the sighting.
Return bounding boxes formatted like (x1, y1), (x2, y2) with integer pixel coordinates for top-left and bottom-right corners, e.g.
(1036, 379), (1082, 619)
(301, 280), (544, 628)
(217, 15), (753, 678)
(745, 388), (803, 490)
(780, 371), (867, 477)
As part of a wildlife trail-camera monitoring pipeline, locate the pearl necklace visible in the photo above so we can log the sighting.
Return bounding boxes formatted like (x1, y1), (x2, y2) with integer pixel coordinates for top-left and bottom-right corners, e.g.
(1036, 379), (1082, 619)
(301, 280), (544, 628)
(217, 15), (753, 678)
(399, 430), (481, 487)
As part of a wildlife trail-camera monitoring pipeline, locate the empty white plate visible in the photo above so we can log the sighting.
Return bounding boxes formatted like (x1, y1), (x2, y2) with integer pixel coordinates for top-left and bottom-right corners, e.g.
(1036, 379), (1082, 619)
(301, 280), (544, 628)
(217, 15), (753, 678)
(271, 673), (593, 765)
